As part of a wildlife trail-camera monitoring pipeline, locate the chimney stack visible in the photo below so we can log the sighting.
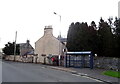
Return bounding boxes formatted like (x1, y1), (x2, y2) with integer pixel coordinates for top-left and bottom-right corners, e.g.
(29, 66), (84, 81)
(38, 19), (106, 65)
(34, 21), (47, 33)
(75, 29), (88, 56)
(44, 25), (53, 36)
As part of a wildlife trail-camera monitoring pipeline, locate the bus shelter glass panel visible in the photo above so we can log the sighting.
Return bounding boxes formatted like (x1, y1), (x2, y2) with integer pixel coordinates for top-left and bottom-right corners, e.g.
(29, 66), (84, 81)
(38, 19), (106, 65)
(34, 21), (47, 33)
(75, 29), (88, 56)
(73, 55), (82, 68)
(66, 55), (70, 67)
(65, 52), (93, 69)
(69, 55), (74, 67)
(84, 56), (90, 68)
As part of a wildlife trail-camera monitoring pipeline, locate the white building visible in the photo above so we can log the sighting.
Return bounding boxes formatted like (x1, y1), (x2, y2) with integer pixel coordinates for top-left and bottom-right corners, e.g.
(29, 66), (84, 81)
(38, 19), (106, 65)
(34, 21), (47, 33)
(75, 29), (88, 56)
(35, 26), (66, 64)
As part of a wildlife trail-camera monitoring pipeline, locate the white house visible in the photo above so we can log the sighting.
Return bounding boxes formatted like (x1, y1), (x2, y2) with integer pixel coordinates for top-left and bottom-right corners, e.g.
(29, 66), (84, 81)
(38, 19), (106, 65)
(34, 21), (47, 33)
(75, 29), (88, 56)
(35, 26), (66, 64)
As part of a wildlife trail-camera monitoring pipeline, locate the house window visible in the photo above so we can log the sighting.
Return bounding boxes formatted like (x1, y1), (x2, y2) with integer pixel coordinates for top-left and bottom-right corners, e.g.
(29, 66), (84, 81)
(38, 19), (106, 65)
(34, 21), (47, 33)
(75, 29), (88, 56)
(41, 54), (46, 56)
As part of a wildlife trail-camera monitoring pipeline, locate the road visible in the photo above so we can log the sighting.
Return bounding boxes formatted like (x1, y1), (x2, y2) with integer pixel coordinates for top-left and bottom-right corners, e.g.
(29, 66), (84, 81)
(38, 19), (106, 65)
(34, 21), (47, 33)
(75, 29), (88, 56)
(2, 60), (105, 83)
(0, 59), (2, 83)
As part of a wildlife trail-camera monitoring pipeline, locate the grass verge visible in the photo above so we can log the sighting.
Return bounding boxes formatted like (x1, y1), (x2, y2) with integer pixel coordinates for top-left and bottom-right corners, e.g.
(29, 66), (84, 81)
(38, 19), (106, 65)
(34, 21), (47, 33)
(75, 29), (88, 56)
(102, 70), (120, 78)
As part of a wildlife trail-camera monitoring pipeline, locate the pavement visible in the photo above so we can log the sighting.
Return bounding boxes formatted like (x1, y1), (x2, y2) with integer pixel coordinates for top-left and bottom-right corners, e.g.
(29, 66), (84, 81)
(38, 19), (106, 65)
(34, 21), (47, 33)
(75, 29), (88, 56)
(48, 65), (120, 84)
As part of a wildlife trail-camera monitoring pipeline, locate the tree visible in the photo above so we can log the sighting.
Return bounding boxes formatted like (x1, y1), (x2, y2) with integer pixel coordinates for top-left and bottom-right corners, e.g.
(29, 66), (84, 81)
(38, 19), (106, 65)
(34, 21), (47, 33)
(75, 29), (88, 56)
(67, 22), (98, 54)
(108, 17), (113, 26)
(89, 21), (99, 54)
(114, 17), (120, 35)
(66, 22), (75, 51)
(2, 42), (20, 55)
(97, 18), (114, 57)
(113, 17), (120, 57)
(67, 17), (120, 58)
(91, 21), (97, 30)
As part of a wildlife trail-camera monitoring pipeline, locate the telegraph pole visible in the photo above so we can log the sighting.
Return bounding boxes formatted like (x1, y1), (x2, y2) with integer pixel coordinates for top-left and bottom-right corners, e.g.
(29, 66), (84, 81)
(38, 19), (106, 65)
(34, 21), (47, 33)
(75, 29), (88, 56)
(14, 31), (17, 61)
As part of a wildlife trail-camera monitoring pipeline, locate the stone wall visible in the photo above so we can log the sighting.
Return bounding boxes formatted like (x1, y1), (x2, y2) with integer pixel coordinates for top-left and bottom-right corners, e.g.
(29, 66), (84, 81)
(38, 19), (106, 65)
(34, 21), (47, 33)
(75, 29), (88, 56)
(94, 57), (120, 71)
(5, 55), (16, 61)
(4, 55), (34, 63)
(23, 55), (34, 63)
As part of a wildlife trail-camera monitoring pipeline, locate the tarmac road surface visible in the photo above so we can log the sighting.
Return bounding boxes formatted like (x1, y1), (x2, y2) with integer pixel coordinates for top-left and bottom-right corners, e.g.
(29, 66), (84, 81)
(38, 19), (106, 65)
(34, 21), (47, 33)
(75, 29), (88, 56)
(2, 61), (106, 83)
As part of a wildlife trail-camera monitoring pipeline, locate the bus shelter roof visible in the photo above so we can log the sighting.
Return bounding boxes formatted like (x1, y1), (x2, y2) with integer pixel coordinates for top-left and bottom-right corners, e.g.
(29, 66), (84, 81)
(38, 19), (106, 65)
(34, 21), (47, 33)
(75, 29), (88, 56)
(66, 51), (91, 55)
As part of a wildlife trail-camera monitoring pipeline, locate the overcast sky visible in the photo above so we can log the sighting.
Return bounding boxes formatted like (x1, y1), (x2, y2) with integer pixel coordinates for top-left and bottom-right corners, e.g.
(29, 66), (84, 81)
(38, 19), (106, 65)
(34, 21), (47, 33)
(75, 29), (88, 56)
(0, 0), (119, 49)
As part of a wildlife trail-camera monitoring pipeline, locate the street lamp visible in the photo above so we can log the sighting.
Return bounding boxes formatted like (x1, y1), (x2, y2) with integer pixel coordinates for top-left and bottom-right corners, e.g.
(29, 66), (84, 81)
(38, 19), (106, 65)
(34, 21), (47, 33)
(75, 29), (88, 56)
(54, 12), (61, 22)
(54, 12), (61, 66)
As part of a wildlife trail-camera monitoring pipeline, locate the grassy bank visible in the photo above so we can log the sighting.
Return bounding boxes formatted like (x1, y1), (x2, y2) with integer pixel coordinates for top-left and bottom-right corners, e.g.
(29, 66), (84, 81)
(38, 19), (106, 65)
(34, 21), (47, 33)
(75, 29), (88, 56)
(102, 70), (120, 78)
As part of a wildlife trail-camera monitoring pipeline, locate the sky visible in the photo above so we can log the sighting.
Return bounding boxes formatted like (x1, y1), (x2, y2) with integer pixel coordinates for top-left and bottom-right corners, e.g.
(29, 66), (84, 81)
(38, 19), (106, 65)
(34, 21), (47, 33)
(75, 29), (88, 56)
(0, 0), (119, 49)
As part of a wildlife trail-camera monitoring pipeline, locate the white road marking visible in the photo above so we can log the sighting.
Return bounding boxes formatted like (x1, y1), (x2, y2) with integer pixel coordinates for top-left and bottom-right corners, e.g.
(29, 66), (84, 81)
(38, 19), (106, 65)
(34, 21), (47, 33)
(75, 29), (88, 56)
(71, 73), (103, 83)
(78, 73), (88, 76)
(81, 76), (103, 82)
(71, 74), (80, 76)
(41, 67), (45, 68)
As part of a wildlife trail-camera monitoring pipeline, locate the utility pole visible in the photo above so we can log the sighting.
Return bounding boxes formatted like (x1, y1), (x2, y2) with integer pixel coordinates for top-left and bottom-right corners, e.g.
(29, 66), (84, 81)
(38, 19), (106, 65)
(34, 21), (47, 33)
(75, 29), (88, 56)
(54, 12), (61, 66)
(14, 31), (17, 61)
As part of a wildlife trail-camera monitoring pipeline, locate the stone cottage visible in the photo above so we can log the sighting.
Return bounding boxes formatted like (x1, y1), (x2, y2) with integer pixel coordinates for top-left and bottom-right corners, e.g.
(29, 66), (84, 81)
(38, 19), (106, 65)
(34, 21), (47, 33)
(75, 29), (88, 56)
(35, 26), (66, 64)
(19, 40), (34, 56)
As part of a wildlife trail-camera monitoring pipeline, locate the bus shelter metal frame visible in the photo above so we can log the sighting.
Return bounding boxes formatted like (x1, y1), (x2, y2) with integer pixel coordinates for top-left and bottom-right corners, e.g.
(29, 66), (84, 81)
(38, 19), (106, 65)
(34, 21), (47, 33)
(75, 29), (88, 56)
(65, 51), (93, 69)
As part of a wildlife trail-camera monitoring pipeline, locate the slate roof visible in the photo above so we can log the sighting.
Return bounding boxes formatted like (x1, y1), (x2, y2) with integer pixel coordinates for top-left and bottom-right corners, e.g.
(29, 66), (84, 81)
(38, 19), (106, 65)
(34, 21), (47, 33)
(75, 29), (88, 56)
(57, 38), (67, 43)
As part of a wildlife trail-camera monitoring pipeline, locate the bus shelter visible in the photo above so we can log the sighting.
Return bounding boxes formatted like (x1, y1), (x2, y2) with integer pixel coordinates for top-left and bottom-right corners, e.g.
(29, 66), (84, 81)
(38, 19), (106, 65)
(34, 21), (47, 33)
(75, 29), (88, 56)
(65, 51), (93, 69)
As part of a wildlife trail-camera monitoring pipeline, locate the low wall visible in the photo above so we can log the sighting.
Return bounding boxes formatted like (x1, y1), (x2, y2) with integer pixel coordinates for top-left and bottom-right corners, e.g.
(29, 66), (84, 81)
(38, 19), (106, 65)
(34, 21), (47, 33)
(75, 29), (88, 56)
(22, 57), (33, 63)
(5, 55), (17, 61)
(94, 57), (120, 71)
(5, 55), (33, 63)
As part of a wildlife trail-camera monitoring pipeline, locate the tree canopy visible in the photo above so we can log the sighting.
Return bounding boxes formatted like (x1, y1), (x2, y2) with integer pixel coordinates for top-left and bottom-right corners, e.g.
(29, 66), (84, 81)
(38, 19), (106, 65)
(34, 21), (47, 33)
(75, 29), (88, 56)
(2, 42), (20, 55)
(66, 17), (120, 57)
